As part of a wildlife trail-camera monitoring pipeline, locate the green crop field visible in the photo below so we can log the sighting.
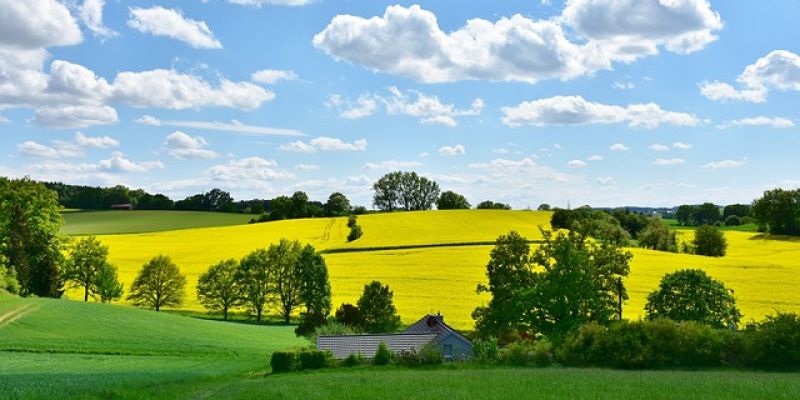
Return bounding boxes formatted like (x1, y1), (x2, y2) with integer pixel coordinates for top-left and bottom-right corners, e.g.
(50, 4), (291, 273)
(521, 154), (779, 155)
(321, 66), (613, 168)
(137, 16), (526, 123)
(61, 210), (254, 235)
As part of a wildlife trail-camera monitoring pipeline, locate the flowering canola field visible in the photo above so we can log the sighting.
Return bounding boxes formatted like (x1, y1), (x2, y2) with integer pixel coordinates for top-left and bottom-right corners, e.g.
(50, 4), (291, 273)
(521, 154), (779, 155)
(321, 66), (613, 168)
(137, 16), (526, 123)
(81, 211), (800, 329)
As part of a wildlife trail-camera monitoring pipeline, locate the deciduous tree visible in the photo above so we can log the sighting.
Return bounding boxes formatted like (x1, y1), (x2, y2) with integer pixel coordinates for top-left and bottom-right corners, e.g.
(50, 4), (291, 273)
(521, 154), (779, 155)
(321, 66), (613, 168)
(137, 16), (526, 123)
(693, 225), (727, 257)
(127, 255), (186, 311)
(436, 191), (470, 210)
(64, 236), (111, 302)
(357, 281), (401, 333)
(645, 269), (740, 328)
(197, 259), (242, 320)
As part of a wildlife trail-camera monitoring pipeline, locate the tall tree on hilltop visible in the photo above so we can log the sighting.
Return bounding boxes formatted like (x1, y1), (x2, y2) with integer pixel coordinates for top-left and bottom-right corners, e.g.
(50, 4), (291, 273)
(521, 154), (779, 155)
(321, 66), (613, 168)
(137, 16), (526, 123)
(127, 255), (186, 312)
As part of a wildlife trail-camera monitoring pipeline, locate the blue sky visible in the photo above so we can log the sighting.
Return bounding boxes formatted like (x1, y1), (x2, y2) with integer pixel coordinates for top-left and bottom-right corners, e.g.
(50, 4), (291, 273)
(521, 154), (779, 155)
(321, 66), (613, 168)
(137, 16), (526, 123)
(1, 0), (798, 208)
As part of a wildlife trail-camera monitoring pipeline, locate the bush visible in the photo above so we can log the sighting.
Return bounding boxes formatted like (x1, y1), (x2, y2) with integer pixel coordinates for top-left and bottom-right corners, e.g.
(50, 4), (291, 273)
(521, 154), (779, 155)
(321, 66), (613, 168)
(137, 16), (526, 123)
(498, 339), (552, 367)
(418, 343), (444, 365)
(341, 353), (365, 367)
(270, 351), (297, 373)
(693, 225), (727, 257)
(646, 269), (740, 329)
(472, 337), (499, 362)
(348, 225), (363, 242)
(725, 215), (742, 226)
(334, 303), (364, 328)
(373, 341), (392, 366)
(558, 322), (609, 367)
(347, 214), (357, 228)
(746, 312), (800, 368)
(298, 350), (331, 370)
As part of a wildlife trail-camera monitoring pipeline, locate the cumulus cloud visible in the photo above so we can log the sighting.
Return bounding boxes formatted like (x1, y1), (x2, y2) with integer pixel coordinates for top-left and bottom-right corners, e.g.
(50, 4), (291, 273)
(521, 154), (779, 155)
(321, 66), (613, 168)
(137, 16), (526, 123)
(0, 0), (83, 49)
(653, 158), (685, 166)
(724, 116), (794, 129)
(227, 0), (314, 6)
(251, 69), (299, 84)
(135, 115), (161, 126)
(438, 145), (466, 156)
(128, 6), (222, 49)
(18, 140), (83, 159)
(74, 132), (119, 148)
(294, 164), (320, 171)
(34, 104), (118, 129)
(363, 160), (423, 170)
(280, 136), (367, 153)
(313, 2), (721, 84)
(673, 142), (693, 149)
(610, 143), (629, 151)
(97, 152), (164, 173)
(135, 116), (304, 137)
(328, 88), (482, 126)
(165, 131), (218, 160)
(700, 50), (800, 102)
(79, 0), (118, 39)
(339, 95), (377, 119)
(588, 155), (603, 161)
(567, 159), (587, 168)
(501, 96), (699, 129)
(208, 157), (294, 182)
(649, 143), (670, 151)
(701, 159), (746, 170)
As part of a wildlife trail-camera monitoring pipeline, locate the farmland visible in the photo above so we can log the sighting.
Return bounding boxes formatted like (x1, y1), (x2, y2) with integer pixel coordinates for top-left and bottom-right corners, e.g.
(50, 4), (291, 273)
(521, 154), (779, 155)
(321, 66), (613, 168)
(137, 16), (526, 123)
(61, 210), (254, 235)
(63, 210), (800, 329)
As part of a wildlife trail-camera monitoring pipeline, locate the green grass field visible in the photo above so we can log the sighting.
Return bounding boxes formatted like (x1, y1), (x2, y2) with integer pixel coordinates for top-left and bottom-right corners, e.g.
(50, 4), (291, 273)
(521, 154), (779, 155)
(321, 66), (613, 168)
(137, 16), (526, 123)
(61, 210), (254, 235)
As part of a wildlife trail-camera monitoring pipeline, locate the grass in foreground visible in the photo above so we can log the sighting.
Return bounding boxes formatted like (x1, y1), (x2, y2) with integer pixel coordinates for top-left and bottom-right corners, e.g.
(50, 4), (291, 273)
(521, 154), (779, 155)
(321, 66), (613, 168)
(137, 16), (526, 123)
(61, 210), (254, 235)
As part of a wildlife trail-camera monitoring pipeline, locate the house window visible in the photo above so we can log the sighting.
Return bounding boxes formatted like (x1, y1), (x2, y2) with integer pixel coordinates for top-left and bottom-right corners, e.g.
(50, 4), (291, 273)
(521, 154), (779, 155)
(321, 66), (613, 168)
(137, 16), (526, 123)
(444, 344), (453, 358)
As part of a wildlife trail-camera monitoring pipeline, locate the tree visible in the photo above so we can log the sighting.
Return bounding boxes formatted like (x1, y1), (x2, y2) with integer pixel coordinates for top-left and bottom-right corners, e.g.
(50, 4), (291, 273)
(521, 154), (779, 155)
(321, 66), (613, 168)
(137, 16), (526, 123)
(197, 259), (242, 320)
(95, 263), (123, 303)
(693, 225), (727, 257)
(335, 303), (365, 328)
(325, 192), (351, 216)
(638, 218), (678, 252)
(675, 205), (695, 226)
(357, 281), (401, 333)
(476, 201), (511, 210)
(63, 236), (111, 302)
(538, 204), (551, 211)
(127, 255), (186, 311)
(238, 249), (271, 321)
(291, 191), (309, 218)
(645, 269), (740, 329)
(0, 250), (19, 295)
(174, 188), (234, 212)
(267, 195), (293, 220)
(436, 191), (471, 210)
(473, 231), (533, 338)
(267, 239), (304, 323)
(0, 177), (64, 297)
(694, 203), (721, 225)
(752, 188), (800, 235)
(296, 245), (332, 335)
(723, 204), (751, 219)
(725, 215), (742, 226)
(372, 171), (440, 211)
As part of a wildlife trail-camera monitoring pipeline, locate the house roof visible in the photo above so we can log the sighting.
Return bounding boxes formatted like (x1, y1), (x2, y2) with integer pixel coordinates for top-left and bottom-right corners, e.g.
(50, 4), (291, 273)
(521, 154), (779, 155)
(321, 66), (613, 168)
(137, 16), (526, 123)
(317, 333), (437, 359)
(403, 314), (472, 345)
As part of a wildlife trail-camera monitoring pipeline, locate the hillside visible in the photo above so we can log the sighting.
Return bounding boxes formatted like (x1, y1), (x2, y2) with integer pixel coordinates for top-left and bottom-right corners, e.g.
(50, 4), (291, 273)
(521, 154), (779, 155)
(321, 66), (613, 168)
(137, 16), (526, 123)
(0, 297), (303, 399)
(61, 210), (254, 235)
(66, 210), (800, 329)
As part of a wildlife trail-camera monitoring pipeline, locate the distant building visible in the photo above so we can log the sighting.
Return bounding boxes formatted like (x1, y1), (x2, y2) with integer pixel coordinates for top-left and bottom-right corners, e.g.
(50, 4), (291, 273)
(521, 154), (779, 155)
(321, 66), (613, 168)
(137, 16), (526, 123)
(317, 314), (473, 361)
(111, 203), (133, 210)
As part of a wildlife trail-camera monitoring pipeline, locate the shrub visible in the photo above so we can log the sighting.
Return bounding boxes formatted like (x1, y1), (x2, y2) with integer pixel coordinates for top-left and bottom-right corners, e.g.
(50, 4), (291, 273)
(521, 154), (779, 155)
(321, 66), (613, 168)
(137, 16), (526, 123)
(373, 341), (392, 366)
(348, 225), (363, 242)
(746, 312), (800, 368)
(341, 353), (365, 367)
(725, 215), (742, 226)
(270, 351), (296, 373)
(298, 350), (330, 370)
(417, 343), (443, 365)
(558, 322), (609, 367)
(334, 303), (364, 329)
(472, 337), (499, 362)
(498, 340), (551, 367)
(638, 218), (679, 252)
(395, 349), (422, 367)
(531, 338), (554, 367)
(311, 321), (354, 343)
(693, 225), (727, 257)
(646, 269), (740, 329)
(347, 215), (357, 228)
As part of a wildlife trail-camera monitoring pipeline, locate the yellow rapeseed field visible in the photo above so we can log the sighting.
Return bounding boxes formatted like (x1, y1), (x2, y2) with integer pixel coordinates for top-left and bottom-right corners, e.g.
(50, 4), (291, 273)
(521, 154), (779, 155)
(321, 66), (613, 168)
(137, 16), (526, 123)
(81, 211), (800, 330)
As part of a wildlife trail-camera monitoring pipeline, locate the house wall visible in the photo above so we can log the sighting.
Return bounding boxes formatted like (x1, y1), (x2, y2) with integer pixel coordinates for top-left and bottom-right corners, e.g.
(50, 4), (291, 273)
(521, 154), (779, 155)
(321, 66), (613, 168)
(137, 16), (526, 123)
(438, 334), (474, 361)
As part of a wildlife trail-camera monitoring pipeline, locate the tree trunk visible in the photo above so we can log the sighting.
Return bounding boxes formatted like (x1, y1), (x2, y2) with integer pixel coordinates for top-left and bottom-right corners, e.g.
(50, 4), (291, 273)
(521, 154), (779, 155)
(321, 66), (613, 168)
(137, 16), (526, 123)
(257, 308), (262, 322)
(84, 286), (89, 302)
(223, 306), (228, 321)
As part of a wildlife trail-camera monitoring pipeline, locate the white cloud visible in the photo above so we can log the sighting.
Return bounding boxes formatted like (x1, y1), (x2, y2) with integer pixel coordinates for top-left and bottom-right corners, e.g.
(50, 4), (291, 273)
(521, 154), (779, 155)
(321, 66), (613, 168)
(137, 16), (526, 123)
(97, 152), (164, 172)
(501, 96), (699, 129)
(113, 69), (274, 110)
(314, 2), (721, 84)
(135, 117), (304, 137)
(251, 69), (299, 84)
(726, 116), (794, 129)
(79, 0), (118, 39)
(653, 158), (685, 166)
(165, 131), (218, 160)
(612, 81), (635, 90)
(596, 176), (616, 186)
(280, 136), (367, 153)
(0, 115), (9, 124)
(649, 143), (670, 151)
(294, 164), (320, 171)
(610, 143), (630, 151)
(587, 155), (603, 161)
(128, 6), (222, 49)
(18, 140), (83, 159)
(567, 159), (587, 168)
(363, 160), (423, 170)
(672, 142), (693, 149)
(74, 132), (119, 148)
(701, 159), (746, 170)
(34, 104), (118, 129)
(700, 50), (800, 102)
(438, 145), (466, 156)
(0, 0), (83, 49)
(208, 157), (294, 182)
(418, 152), (431, 158)
(340, 95), (377, 119)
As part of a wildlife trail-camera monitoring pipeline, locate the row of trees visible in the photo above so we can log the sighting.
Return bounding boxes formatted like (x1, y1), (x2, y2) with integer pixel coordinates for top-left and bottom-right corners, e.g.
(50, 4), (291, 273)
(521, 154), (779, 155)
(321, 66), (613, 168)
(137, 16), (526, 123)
(44, 182), (174, 210)
(752, 188), (800, 235)
(372, 171), (512, 212)
(674, 202), (751, 226)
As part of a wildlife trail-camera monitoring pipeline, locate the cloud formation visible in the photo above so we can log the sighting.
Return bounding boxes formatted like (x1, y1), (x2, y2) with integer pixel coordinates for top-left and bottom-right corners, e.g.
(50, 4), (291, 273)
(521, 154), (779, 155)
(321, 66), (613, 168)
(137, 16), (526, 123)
(128, 6), (222, 49)
(165, 131), (218, 160)
(700, 50), (800, 102)
(280, 136), (367, 153)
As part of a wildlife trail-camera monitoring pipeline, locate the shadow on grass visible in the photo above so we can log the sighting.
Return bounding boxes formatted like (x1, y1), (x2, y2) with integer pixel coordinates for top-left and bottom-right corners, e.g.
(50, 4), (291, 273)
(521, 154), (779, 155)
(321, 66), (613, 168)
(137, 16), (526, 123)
(748, 234), (800, 243)
(162, 310), (297, 327)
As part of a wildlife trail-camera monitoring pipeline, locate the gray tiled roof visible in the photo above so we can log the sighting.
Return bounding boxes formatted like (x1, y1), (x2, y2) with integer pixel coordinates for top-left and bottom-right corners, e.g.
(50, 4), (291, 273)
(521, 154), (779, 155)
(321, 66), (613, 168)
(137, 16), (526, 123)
(317, 333), (437, 359)
(403, 314), (472, 344)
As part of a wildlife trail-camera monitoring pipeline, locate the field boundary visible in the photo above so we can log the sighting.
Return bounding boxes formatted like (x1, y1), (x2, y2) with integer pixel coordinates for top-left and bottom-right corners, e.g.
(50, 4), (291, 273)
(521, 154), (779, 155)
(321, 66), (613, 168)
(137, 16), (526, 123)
(320, 240), (545, 254)
(0, 303), (39, 328)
